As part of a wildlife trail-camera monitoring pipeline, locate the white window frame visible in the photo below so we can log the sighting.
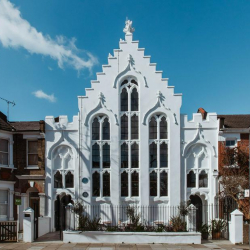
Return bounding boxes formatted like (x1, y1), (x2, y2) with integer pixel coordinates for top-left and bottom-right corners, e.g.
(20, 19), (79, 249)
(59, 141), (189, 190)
(0, 138), (9, 167)
(225, 139), (237, 148)
(0, 189), (9, 220)
(26, 140), (39, 169)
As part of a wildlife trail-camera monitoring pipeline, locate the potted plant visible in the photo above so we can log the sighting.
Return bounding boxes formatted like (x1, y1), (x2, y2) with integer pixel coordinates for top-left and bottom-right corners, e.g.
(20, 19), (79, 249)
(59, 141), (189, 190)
(199, 223), (210, 240)
(211, 219), (226, 239)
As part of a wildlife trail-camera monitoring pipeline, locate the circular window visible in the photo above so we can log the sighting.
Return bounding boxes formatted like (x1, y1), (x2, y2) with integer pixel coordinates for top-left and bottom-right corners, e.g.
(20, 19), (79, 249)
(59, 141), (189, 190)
(82, 192), (89, 198)
(82, 178), (88, 184)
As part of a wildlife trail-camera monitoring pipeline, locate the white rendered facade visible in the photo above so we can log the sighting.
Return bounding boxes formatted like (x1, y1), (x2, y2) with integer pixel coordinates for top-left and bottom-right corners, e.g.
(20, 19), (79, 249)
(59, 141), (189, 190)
(45, 21), (218, 231)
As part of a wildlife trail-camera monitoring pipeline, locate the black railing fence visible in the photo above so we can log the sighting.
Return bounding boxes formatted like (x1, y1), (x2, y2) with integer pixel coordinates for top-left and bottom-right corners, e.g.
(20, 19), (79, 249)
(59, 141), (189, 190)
(61, 202), (237, 239)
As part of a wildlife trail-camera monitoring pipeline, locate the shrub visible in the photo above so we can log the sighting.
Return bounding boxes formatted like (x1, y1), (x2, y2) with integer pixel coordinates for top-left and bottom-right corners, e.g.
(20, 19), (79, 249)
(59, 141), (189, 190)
(170, 215), (187, 232)
(211, 219), (226, 233)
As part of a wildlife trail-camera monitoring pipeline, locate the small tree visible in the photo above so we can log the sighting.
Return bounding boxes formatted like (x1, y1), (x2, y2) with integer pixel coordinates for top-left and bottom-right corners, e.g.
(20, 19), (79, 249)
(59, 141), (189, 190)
(219, 143), (249, 219)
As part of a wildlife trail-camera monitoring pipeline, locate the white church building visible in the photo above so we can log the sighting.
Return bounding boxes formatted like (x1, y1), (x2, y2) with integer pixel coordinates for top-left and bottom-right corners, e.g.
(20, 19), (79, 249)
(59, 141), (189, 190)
(45, 20), (218, 232)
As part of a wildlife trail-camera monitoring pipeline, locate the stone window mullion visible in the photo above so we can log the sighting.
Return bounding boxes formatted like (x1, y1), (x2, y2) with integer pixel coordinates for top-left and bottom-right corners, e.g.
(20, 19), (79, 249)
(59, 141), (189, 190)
(62, 171), (65, 188)
(157, 142), (160, 169)
(157, 170), (160, 197)
(100, 171), (103, 197)
(128, 171), (131, 198)
(100, 119), (103, 141)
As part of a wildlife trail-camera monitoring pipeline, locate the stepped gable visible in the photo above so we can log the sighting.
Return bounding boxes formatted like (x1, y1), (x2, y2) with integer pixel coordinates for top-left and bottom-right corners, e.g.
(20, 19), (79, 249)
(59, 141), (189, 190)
(78, 20), (181, 100)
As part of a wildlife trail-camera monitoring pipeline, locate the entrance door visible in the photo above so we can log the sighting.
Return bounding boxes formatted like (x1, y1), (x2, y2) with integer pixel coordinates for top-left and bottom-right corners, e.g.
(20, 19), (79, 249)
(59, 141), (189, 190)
(29, 192), (39, 239)
(190, 195), (202, 230)
(54, 195), (73, 232)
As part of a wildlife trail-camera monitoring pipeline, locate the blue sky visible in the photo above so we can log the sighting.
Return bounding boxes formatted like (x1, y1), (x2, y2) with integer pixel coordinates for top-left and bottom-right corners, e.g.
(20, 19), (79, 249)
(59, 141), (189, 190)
(0, 0), (249, 121)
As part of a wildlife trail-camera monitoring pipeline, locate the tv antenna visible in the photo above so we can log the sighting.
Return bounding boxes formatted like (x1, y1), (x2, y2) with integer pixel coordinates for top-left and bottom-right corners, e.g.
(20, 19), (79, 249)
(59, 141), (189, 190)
(0, 97), (15, 121)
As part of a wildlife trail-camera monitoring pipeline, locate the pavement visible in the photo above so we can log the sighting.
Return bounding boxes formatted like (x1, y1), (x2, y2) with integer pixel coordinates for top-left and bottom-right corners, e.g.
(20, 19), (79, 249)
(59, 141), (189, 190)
(0, 232), (249, 250)
(0, 241), (249, 250)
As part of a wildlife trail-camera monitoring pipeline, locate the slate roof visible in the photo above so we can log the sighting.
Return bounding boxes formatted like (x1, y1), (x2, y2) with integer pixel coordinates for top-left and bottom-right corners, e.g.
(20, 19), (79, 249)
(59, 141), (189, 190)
(218, 114), (250, 129)
(0, 111), (42, 132)
(10, 121), (41, 131)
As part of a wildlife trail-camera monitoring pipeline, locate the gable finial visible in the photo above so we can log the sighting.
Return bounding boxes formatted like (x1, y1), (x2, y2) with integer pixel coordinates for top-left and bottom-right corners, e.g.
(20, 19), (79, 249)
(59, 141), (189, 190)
(123, 19), (135, 35)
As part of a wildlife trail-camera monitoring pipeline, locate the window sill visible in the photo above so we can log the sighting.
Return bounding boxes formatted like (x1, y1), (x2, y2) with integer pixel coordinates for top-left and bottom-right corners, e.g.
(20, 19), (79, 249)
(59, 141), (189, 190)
(0, 164), (15, 169)
(94, 197), (111, 203)
(121, 197), (140, 203)
(25, 166), (39, 170)
(150, 197), (169, 203)
(187, 187), (209, 191)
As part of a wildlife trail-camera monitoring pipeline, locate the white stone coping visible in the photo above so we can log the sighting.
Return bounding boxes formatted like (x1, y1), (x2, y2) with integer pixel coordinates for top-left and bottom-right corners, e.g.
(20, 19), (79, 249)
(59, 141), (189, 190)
(63, 231), (201, 244)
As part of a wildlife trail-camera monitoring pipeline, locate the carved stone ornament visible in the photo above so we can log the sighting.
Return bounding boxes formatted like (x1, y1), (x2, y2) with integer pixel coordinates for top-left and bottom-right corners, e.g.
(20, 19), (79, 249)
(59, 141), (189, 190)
(113, 54), (148, 88)
(84, 92), (119, 126)
(142, 91), (178, 125)
(182, 123), (216, 157)
(123, 19), (135, 35)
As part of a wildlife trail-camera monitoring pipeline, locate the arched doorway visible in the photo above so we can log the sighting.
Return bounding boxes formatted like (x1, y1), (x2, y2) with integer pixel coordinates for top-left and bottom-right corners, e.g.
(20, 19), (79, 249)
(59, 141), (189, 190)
(54, 194), (74, 232)
(190, 195), (202, 230)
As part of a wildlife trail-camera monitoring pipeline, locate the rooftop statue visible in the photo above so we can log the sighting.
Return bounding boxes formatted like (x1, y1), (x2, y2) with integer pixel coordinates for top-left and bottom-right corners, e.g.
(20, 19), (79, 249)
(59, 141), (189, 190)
(123, 19), (135, 34)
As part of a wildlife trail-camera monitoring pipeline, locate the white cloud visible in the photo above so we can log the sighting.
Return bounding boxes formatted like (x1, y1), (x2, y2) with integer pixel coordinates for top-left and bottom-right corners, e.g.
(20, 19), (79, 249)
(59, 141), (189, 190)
(32, 90), (56, 103)
(0, 0), (98, 72)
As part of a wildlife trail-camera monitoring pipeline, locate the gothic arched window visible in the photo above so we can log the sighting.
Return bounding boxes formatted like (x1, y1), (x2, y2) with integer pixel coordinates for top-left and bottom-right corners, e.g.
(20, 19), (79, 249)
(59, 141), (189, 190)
(121, 171), (128, 196)
(92, 172), (100, 196)
(103, 171), (110, 197)
(92, 143), (100, 168)
(187, 171), (196, 188)
(121, 143), (128, 168)
(103, 143), (110, 168)
(65, 171), (74, 188)
(160, 171), (168, 196)
(54, 171), (62, 188)
(121, 115), (128, 140)
(131, 115), (138, 139)
(131, 172), (139, 197)
(131, 88), (139, 111)
(121, 88), (128, 111)
(160, 142), (168, 168)
(102, 118), (110, 140)
(148, 114), (168, 197)
(120, 78), (139, 198)
(149, 142), (157, 168)
(92, 118), (100, 140)
(160, 116), (168, 139)
(149, 117), (157, 139)
(131, 143), (139, 168)
(150, 171), (157, 196)
(199, 170), (208, 188)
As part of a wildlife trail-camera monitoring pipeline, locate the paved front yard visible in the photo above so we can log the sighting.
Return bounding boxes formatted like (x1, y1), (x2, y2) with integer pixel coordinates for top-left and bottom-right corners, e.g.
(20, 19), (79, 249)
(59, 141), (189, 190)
(0, 241), (249, 250)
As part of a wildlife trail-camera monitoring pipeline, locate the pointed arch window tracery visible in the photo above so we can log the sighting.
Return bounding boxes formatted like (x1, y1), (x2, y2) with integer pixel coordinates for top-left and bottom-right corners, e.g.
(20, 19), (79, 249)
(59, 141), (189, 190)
(186, 145), (209, 189)
(91, 115), (111, 198)
(53, 146), (74, 189)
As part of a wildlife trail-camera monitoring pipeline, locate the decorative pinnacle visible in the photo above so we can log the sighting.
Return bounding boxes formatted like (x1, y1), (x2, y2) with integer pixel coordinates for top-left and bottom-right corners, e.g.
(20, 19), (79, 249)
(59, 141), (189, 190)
(123, 19), (135, 35)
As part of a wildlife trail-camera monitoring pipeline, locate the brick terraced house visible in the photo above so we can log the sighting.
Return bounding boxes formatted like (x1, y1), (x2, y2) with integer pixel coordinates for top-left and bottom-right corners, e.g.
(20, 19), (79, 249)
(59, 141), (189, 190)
(0, 111), (45, 240)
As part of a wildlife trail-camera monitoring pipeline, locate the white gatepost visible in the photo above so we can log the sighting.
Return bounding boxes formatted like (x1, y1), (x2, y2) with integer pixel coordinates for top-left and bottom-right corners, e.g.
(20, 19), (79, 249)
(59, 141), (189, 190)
(229, 209), (243, 244)
(23, 207), (34, 242)
(187, 204), (197, 231)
